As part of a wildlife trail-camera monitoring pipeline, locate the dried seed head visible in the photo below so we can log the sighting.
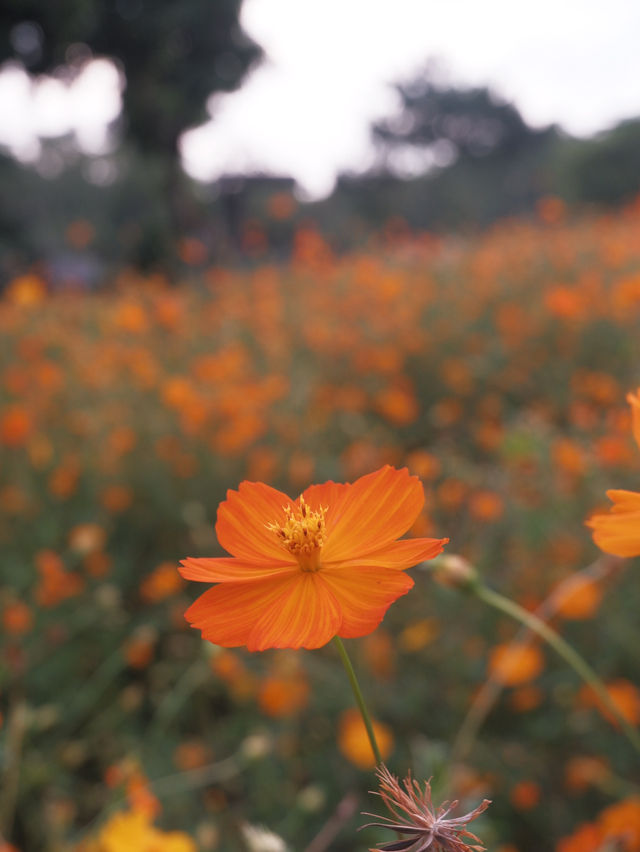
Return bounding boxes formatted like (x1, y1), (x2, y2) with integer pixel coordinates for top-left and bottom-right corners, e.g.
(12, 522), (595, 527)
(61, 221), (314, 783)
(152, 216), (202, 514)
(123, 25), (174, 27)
(361, 764), (491, 852)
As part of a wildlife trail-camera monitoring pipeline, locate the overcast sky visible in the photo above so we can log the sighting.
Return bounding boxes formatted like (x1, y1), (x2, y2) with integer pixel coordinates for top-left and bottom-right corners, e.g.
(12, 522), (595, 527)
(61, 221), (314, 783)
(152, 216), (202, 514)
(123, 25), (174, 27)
(2, 0), (640, 197)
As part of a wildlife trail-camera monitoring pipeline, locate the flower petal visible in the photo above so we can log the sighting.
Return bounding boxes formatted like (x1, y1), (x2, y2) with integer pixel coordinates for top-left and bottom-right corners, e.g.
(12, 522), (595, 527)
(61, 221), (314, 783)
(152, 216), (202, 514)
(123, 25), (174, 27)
(603, 489), (640, 513)
(185, 574), (298, 647)
(587, 490), (640, 557)
(215, 480), (294, 562)
(248, 572), (342, 651)
(628, 390), (640, 451)
(328, 536), (448, 570)
(299, 480), (351, 533)
(321, 466), (425, 562)
(184, 572), (342, 650)
(179, 556), (296, 583)
(321, 566), (415, 639)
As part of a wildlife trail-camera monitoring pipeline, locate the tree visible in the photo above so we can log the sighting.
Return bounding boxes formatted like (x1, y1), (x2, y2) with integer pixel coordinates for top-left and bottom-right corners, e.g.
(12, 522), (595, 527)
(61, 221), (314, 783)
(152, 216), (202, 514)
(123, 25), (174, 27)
(1, 0), (261, 158)
(0, 0), (262, 267)
(326, 72), (560, 231)
(557, 119), (640, 205)
(373, 75), (538, 164)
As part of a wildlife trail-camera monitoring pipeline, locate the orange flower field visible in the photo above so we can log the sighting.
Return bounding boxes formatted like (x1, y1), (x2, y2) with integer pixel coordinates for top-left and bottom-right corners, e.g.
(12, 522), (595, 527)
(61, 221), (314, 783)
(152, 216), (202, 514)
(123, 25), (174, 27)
(2, 200), (640, 850)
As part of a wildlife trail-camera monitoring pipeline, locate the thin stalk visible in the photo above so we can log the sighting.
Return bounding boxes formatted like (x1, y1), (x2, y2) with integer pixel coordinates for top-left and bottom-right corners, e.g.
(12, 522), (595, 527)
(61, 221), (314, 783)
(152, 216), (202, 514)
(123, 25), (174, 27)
(0, 693), (26, 840)
(333, 636), (382, 765)
(473, 581), (640, 757)
(446, 555), (622, 774)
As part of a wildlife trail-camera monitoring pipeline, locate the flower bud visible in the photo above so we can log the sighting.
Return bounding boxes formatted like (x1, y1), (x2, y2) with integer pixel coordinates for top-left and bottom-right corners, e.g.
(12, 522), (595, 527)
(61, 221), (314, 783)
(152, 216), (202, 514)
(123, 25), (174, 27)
(432, 554), (478, 590)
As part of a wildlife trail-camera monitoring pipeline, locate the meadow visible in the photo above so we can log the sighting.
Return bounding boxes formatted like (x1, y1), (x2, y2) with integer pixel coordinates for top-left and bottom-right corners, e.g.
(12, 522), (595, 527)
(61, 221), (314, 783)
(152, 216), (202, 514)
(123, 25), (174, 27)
(2, 198), (640, 851)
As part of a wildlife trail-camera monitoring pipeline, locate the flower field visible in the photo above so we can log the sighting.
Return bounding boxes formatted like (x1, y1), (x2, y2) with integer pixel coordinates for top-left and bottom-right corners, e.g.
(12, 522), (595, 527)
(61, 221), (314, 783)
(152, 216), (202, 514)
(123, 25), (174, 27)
(2, 199), (640, 851)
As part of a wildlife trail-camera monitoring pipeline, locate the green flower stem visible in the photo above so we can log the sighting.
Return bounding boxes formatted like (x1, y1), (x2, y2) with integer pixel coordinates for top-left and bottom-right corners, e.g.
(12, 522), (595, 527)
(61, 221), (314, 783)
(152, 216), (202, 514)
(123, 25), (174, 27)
(472, 581), (640, 757)
(333, 636), (382, 765)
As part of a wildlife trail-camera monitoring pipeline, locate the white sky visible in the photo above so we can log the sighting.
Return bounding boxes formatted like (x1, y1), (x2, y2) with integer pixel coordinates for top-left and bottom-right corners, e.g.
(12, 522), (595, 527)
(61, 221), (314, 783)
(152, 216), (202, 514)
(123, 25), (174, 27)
(0, 59), (122, 160)
(2, 0), (640, 197)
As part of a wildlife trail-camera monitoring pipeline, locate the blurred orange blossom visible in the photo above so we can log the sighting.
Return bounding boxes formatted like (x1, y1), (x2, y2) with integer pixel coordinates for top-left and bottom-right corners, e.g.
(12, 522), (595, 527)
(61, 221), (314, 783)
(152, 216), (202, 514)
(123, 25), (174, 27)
(488, 642), (544, 687)
(587, 389), (640, 556)
(180, 465), (447, 651)
(338, 708), (393, 768)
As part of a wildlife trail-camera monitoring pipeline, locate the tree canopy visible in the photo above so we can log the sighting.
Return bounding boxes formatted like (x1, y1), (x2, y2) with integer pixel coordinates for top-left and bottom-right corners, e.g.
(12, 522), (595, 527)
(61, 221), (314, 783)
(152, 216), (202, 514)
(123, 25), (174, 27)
(373, 76), (539, 163)
(1, 0), (262, 156)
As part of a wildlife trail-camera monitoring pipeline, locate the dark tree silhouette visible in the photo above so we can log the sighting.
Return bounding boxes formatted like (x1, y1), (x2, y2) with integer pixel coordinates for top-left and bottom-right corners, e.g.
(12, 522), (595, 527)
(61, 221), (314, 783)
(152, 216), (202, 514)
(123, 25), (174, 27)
(1, 0), (261, 158)
(559, 119), (640, 205)
(373, 76), (536, 162)
(0, 0), (262, 268)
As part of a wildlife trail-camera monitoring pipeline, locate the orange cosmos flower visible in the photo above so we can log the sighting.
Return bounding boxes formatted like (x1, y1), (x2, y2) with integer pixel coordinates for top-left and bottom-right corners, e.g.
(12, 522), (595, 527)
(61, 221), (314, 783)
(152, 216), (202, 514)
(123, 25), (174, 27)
(586, 389), (640, 557)
(180, 465), (447, 651)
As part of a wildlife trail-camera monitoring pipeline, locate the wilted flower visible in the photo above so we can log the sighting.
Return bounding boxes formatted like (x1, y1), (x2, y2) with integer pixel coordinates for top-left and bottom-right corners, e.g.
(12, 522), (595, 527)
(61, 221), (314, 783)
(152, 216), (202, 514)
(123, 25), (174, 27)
(361, 765), (490, 852)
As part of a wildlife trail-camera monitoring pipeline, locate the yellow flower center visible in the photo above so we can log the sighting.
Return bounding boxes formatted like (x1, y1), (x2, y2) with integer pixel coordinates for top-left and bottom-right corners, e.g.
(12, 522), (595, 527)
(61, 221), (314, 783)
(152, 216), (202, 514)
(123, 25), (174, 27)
(267, 497), (327, 572)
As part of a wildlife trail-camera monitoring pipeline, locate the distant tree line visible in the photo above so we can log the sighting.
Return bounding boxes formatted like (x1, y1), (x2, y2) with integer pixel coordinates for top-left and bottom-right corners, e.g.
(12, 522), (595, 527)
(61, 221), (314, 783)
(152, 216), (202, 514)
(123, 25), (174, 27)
(308, 77), (640, 241)
(0, 0), (261, 270)
(1, 11), (640, 280)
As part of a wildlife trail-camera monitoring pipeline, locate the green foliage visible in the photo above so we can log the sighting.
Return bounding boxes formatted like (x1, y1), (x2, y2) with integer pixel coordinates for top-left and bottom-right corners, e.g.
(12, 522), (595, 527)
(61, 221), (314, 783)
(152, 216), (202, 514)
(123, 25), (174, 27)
(556, 119), (640, 205)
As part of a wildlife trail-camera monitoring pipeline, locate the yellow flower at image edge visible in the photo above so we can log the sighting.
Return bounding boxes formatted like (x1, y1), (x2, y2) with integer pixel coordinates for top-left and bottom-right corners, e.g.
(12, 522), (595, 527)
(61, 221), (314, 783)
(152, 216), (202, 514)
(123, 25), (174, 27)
(83, 809), (196, 852)
(180, 466), (448, 651)
(586, 389), (640, 557)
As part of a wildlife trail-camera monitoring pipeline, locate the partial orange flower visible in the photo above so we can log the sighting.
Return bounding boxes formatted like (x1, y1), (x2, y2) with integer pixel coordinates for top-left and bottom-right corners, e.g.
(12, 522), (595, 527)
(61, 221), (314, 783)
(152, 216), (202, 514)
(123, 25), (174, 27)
(587, 489), (640, 557)
(140, 562), (185, 603)
(564, 755), (610, 793)
(487, 642), (544, 687)
(599, 796), (640, 850)
(2, 600), (34, 635)
(180, 466), (447, 651)
(629, 388), (640, 448)
(259, 673), (310, 717)
(0, 405), (32, 448)
(578, 678), (640, 727)
(586, 389), (640, 557)
(510, 780), (540, 811)
(554, 575), (603, 620)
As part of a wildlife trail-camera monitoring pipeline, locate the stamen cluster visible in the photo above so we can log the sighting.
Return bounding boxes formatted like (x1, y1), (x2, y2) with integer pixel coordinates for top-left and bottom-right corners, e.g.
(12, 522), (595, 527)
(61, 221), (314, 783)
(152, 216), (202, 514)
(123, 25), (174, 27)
(267, 497), (327, 567)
